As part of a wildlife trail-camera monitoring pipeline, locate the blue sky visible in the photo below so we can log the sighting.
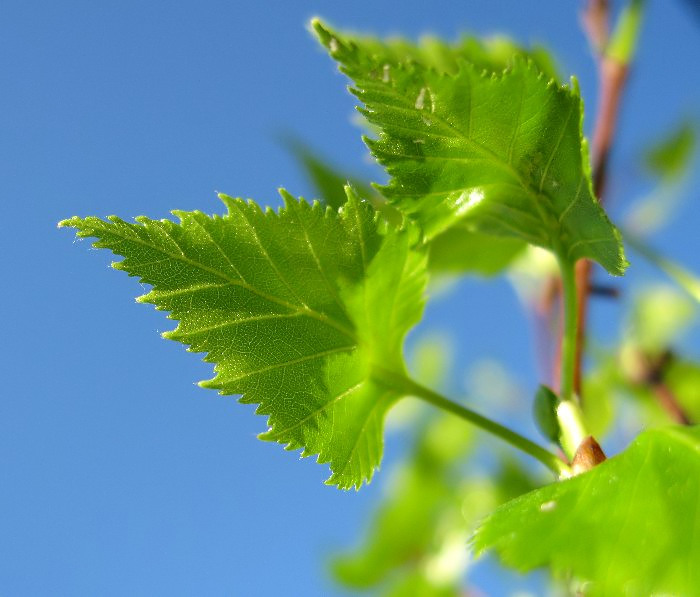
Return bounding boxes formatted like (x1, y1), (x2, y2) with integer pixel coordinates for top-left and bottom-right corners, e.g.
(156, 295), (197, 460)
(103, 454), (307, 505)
(2, 1), (699, 595)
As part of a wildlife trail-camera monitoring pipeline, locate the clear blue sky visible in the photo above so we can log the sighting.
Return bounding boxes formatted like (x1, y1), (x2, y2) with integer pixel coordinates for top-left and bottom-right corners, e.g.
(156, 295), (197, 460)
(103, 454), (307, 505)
(2, 1), (699, 595)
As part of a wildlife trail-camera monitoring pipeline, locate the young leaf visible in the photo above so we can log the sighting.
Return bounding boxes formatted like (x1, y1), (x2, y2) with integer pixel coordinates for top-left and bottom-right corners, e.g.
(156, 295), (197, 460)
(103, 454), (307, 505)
(60, 189), (427, 489)
(474, 426), (700, 596)
(312, 19), (555, 278)
(314, 20), (627, 275)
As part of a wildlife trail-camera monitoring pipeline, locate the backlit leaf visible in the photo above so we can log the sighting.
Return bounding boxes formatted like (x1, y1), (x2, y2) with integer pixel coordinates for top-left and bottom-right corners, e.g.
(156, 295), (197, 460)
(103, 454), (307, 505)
(314, 20), (626, 275)
(60, 189), (427, 489)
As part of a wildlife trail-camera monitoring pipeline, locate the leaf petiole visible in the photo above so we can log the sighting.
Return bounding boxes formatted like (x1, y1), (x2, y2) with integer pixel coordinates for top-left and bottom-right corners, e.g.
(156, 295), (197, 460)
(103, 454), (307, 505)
(372, 367), (570, 476)
(556, 253), (593, 460)
(557, 254), (578, 402)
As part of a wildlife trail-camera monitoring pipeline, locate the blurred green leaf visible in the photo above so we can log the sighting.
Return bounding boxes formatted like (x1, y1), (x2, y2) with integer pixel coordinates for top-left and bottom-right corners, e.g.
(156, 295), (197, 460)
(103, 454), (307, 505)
(282, 136), (403, 225)
(385, 571), (461, 597)
(625, 233), (700, 303)
(645, 120), (696, 180)
(606, 0), (646, 65)
(474, 426), (700, 596)
(282, 136), (373, 209)
(334, 400), (541, 594)
(314, 20), (626, 275)
(533, 385), (561, 444)
(626, 285), (695, 354)
(409, 333), (454, 388)
(663, 360), (700, 422)
(332, 414), (473, 590)
(625, 120), (696, 235)
(428, 228), (525, 276)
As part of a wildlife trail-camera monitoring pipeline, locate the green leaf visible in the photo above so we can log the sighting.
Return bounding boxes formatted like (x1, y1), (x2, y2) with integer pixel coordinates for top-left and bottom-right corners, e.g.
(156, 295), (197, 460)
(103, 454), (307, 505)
(314, 20), (627, 275)
(532, 384), (561, 444)
(60, 189), (427, 489)
(281, 135), (375, 210)
(666, 360), (700, 422)
(284, 135), (523, 277)
(625, 120), (697, 235)
(311, 19), (548, 279)
(626, 284), (695, 354)
(474, 426), (700, 596)
(644, 120), (696, 181)
(625, 232), (700, 302)
(428, 228), (524, 276)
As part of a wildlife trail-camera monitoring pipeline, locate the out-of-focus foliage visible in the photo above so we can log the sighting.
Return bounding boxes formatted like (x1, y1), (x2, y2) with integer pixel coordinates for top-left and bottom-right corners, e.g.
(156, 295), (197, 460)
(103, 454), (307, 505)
(624, 234), (700, 303)
(625, 284), (695, 355)
(333, 412), (540, 595)
(333, 343), (541, 595)
(427, 229), (524, 277)
(625, 119), (697, 236)
(282, 136), (375, 210)
(644, 120), (696, 180)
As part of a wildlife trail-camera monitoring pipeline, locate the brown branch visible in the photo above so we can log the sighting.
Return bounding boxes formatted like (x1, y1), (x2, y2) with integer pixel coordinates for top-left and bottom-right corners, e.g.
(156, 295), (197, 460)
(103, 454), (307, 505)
(536, 275), (562, 388)
(581, 0), (610, 54)
(652, 381), (692, 425)
(573, 2), (630, 398)
(626, 349), (692, 425)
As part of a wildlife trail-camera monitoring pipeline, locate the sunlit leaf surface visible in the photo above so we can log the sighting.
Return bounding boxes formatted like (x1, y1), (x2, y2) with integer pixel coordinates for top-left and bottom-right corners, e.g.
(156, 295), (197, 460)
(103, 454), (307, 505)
(315, 20), (626, 275)
(60, 189), (427, 489)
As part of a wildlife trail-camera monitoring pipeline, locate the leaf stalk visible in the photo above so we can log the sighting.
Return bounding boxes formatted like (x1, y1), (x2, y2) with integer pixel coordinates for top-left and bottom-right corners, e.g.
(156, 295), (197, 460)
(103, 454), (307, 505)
(557, 255), (578, 402)
(373, 367), (570, 476)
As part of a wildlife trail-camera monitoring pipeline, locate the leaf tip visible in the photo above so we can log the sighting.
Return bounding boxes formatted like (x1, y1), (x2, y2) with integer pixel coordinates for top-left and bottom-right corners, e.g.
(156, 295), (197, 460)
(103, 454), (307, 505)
(309, 16), (324, 33)
(309, 17), (332, 46)
(198, 378), (220, 391)
(58, 217), (79, 229)
(277, 187), (297, 208)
